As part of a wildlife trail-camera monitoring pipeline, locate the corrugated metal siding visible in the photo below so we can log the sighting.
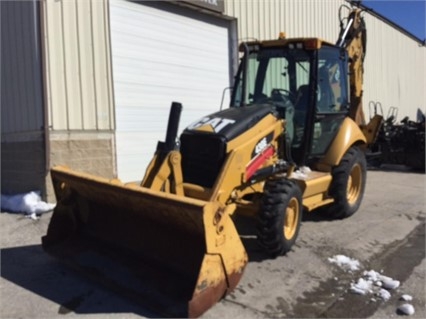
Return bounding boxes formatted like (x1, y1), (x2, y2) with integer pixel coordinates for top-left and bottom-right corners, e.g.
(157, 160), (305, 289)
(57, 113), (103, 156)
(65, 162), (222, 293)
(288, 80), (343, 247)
(226, 0), (345, 43)
(225, 0), (425, 120)
(41, 0), (114, 131)
(362, 14), (426, 119)
(1, 0), (44, 137)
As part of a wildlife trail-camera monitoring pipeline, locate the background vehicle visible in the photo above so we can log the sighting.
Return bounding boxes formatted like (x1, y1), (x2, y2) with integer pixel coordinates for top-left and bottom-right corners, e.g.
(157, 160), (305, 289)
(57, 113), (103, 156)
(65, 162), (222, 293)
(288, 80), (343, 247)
(42, 4), (381, 317)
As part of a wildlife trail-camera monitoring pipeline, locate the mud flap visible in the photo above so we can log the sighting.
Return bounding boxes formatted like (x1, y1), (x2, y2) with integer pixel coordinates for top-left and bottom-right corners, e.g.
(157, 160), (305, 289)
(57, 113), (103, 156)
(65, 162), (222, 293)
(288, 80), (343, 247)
(43, 166), (247, 317)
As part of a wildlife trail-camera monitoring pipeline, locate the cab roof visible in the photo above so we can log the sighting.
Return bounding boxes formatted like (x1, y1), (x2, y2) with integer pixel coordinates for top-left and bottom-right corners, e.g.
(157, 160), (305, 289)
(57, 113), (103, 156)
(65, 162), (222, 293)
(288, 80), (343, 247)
(239, 37), (336, 51)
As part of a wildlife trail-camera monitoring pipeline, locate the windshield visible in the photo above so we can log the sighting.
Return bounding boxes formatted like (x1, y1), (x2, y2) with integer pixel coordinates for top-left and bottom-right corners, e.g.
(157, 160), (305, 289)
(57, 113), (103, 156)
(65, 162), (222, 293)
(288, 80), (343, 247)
(232, 48), (313, 111)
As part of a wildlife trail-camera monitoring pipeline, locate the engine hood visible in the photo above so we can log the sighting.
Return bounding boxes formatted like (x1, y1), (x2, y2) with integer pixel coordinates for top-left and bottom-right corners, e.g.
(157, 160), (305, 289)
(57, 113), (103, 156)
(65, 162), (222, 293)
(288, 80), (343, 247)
(183, 105), (277, 141)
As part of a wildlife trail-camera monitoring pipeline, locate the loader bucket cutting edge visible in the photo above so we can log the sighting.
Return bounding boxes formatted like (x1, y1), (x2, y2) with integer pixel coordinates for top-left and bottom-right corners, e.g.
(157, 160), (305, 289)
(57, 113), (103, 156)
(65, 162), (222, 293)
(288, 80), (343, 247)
(42, 166), (247, 317)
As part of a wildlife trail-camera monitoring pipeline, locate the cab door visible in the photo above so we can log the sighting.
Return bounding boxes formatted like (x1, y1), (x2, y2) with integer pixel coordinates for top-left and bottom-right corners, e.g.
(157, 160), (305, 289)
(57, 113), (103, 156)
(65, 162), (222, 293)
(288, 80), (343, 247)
(310, 47), (349, 157)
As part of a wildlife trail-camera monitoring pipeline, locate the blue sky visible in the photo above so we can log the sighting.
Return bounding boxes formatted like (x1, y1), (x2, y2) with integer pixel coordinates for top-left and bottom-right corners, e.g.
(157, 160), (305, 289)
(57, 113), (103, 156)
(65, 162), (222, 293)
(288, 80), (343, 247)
(362, 0), (426, 40)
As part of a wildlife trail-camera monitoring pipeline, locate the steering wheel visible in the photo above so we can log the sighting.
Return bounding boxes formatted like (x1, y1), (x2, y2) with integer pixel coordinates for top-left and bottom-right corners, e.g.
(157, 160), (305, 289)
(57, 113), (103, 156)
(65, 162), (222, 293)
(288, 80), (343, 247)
(271, 88), (295, 104)
(271, 89), (295, 121)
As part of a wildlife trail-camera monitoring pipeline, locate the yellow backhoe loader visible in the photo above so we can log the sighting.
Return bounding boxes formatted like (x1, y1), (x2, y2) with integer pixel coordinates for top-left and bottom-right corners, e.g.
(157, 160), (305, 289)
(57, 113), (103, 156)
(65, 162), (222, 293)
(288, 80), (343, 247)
(42, 4), (382, 317)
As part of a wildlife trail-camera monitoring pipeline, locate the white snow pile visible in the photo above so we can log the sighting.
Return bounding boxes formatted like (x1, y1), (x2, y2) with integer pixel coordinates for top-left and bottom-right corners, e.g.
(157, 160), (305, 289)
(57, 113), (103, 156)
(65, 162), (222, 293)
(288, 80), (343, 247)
(398, 303), (415, 315)
(376, 288), (392, 301)
(397, 295), (415, 316)
(328, 254), (361, 272)
(400, 294), (413, 301)
(1, 191), (56, 220)
(328, 255), (416, 315)
(290, 166), (312, 179)
(349, 269), (400, 301)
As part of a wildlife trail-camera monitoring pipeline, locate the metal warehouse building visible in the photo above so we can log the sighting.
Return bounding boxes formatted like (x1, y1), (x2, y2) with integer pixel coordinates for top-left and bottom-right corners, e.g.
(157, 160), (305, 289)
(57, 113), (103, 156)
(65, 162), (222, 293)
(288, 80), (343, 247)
(1, 0), (425, 201)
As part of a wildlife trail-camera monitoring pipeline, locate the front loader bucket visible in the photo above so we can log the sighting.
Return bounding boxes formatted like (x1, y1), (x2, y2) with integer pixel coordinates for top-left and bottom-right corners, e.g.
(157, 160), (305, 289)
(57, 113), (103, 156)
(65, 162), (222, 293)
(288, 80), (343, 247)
(43, 166), (247, 317)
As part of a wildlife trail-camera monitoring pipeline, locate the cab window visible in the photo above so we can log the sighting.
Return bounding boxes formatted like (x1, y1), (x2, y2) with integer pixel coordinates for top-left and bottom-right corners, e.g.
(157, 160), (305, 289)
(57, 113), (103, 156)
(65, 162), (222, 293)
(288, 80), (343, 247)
(311, 47), (348, 156)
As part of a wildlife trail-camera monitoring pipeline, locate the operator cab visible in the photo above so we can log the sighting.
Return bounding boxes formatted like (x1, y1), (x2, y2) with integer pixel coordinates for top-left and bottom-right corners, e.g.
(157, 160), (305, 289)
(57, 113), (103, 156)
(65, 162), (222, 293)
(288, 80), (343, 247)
(231, 37), (350, 164)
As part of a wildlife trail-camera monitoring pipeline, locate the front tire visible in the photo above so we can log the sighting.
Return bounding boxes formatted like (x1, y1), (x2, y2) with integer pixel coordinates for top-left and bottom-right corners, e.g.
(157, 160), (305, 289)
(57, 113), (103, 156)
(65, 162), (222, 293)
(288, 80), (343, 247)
(328, 146), (367, 219)
(257, 178), (302, 257)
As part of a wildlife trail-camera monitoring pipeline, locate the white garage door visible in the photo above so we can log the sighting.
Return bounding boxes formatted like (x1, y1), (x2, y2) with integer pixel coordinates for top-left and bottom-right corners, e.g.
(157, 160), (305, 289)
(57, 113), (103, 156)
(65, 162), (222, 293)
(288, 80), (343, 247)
(110, 0), (232, 182)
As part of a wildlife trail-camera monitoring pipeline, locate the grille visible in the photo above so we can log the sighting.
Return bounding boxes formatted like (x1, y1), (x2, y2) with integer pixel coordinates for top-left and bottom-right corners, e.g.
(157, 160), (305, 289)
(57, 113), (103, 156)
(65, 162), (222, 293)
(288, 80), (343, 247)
(180, 132), (227, 188)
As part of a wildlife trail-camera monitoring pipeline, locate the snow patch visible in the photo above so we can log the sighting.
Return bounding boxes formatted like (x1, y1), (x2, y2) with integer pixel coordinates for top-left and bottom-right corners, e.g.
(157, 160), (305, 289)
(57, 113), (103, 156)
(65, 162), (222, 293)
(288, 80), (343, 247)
(290, 166), (312, 179)
(347, 269), (401, 301)
(378, 288), (391, 301)
(398, 303), (415, 315)
(328, 255), (409, 307)
(400, 294), (413, 301)
(363, 270), (400, 290)
(328, 254), (361, 272)
(1, 191), (55, 219)
(350, 278), (373, 295)
(382, 277), (400, 290)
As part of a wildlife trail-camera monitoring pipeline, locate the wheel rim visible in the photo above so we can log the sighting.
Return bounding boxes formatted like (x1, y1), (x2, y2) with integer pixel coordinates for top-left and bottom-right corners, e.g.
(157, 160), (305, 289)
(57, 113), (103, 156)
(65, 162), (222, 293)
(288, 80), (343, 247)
(284, 197), (299, 239)
(347, 163), (362, 205)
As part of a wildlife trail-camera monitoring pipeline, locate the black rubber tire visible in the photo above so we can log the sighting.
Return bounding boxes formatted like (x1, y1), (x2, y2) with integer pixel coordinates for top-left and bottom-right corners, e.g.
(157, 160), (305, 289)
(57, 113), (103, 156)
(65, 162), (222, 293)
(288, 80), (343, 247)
(327, 146), (367, 219)
(257, 178), (303, 257)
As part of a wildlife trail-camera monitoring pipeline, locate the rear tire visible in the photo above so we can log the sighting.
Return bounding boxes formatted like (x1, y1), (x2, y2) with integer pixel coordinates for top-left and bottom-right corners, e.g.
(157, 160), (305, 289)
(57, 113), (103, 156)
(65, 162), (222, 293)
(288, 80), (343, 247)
(257, 179), (302, 257)
(328, 146), (367, 219)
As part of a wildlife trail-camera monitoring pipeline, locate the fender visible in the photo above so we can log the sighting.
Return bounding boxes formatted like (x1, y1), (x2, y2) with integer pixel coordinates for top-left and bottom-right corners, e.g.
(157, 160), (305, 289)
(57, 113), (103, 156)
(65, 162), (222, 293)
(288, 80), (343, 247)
(319, 117), (366, 168)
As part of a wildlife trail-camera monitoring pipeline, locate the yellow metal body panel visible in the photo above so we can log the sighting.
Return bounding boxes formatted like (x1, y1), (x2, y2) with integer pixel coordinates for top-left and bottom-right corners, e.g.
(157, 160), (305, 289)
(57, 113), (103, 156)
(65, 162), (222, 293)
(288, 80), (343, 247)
(295, 172), (332, 198)
(183, 183), (212, 201)
(225, 114), (283, 154)
(303, 194), (334, 211)
(209, 114), (283, 204)
(292, 171), (333, 212)
(318, 117), (366, 169)
(142, 113), (283, 207)
(361, 114), (384, 145)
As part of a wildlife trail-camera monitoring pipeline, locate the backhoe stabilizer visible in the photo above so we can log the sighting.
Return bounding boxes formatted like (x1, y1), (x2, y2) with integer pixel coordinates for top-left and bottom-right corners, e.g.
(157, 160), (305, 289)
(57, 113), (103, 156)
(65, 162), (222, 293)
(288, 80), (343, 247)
(42, 166), (247, 317)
